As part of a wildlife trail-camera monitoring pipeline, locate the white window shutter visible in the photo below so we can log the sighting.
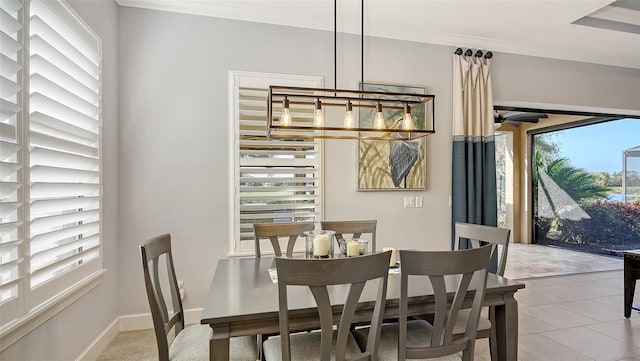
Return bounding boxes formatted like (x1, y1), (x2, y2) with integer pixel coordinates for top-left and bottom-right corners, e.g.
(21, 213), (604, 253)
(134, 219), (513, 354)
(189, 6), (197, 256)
(0, 0), (103, 334)
(28, 0), (101, 289)
(231, 72), (323, 255)
(0, 0), (25, 307)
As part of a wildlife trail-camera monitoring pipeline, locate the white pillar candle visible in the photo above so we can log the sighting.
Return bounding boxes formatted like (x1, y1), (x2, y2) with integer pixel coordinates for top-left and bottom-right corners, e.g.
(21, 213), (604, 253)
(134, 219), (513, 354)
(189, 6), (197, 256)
(313, 234), (330, 257)
(383, 247), (397, 267)
(358, 240), (369, 255)
(347, 240), (360, 257)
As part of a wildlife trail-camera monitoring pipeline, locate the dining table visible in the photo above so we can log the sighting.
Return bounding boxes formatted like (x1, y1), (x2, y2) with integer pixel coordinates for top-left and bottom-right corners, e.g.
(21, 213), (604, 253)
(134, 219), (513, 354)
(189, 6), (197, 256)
(201, 256), (525, 361)
(623, 249), (640, 318)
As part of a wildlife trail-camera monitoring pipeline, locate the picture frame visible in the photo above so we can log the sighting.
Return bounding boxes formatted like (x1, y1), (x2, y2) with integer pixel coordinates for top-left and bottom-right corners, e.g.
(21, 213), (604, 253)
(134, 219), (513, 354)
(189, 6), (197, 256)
(357, 82), (428, 191)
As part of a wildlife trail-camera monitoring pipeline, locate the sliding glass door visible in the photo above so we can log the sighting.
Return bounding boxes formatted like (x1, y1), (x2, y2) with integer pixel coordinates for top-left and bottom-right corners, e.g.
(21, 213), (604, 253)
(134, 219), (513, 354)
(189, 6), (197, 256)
(532, 118), (640, 256)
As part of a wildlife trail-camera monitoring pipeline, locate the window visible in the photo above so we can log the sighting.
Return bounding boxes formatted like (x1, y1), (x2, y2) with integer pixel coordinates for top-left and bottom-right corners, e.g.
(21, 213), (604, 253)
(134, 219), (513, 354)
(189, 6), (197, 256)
(1, 0), (102, 333)
(229, 72), (323, 255)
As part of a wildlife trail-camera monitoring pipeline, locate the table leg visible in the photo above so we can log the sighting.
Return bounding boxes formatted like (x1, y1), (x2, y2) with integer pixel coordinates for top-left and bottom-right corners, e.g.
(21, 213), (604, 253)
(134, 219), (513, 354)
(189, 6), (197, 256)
(210, 324), (230, 361)
(494, 292), (518, 361)
(624, 255), (637, 318)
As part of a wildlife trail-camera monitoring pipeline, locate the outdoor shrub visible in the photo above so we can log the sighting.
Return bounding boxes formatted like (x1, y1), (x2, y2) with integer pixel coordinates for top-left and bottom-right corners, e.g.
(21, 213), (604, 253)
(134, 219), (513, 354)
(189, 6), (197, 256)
(557, 201), (640, 252)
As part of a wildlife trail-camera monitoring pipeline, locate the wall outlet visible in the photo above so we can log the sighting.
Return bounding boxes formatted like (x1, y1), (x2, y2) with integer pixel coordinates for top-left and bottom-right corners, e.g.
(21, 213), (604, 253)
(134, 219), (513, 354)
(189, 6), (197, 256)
(415, 196), (423, 208)
(178, 280), (186, 300)
(404, 196), (415, 208)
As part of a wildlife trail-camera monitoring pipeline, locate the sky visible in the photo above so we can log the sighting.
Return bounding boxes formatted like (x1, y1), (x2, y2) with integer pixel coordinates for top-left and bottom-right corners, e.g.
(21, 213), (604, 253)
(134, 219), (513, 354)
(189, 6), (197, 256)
(542, 118), (640, 174)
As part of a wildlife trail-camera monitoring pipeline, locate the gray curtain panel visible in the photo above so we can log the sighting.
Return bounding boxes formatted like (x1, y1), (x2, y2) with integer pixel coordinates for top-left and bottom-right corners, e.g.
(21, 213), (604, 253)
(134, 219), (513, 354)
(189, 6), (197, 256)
(452, 137), (498, 231)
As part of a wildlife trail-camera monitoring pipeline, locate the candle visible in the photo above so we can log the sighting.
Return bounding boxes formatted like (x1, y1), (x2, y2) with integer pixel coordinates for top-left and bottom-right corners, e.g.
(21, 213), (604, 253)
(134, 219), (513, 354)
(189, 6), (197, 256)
(313, 234), (330, 257)
(346, 240), (360, 257)
(383, 247), (397, 267)
(358, 240), (369, 255)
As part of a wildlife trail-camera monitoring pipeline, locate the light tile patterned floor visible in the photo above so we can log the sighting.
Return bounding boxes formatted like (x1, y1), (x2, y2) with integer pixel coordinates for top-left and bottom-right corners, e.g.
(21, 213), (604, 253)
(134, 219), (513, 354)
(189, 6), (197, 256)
(474, 269), (640, 361)
(100, 246), (638, 360)
(504, 243), (623, 280)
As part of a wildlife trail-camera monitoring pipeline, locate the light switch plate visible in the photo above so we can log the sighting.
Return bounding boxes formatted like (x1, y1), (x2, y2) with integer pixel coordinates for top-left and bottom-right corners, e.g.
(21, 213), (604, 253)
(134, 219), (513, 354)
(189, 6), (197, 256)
(415, 196), (423, 208)
(404, 196), (415, 208)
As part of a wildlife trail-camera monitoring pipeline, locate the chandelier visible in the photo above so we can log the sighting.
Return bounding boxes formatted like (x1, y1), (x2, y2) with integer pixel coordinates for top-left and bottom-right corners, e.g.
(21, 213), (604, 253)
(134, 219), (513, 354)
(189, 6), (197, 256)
(266, 0), (435, 141)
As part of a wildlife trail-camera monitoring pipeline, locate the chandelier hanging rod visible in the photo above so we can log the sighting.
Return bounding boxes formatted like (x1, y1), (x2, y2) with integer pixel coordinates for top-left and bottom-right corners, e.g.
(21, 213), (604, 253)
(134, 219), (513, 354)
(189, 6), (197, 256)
(265, 0), (436, 141)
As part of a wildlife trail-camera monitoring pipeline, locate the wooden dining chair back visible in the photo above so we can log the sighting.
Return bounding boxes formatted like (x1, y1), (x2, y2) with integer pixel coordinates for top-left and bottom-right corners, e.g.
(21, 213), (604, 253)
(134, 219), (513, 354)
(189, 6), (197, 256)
(321, 220), (377, 252)
(141, 233), (213, 361)
(452, 223), (511, 361)
(141, 234), (258, 361)
(270, 252), (391, 361)
(141, 234), (186, 360)
(398, 246), (493, 360)
(253, 222), (314, 257)
(454, 222), (511, 276)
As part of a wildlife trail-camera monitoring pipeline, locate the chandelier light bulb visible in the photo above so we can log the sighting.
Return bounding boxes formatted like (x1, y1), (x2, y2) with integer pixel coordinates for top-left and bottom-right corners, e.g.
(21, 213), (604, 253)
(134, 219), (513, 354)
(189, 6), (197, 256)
(402, 103), (414, 130)
(314, 99), (324, 127)
(344, 100), (354, 128)
(373, 102), (385, 129)
(281, 98), (291, 126)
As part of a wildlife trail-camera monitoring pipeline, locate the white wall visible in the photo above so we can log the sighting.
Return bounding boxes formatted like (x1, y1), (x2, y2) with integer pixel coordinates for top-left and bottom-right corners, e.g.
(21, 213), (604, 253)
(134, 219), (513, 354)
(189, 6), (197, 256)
(116, 6), (640, 318)
(0, 1), (119, 360)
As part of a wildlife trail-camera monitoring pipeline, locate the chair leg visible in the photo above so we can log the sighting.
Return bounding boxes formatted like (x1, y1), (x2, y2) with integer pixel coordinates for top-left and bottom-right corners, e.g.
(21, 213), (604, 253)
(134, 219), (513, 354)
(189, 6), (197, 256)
(462, 345), (474, 361)
(259, 334), (268, 361)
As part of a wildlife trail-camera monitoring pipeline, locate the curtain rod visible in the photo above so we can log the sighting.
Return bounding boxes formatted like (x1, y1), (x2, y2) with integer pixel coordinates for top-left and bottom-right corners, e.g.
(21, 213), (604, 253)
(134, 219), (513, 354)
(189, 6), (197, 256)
(455, 47), (493, 59)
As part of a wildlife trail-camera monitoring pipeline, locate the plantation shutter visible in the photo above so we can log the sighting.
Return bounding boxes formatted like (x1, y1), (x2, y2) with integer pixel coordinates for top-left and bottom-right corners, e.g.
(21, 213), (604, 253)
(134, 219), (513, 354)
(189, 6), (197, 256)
(0, 0), (25, 306)
(28, 0), (102, 290)
(232, 73), (322, 254)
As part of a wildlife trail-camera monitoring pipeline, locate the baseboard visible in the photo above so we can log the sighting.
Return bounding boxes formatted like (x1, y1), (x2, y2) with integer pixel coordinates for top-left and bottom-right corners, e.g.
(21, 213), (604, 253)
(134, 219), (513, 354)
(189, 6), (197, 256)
(118, 308), (203, 331)
(75, 318), (119, 361)
(76, 308), (203, 361)
(117, 312), (153, 332)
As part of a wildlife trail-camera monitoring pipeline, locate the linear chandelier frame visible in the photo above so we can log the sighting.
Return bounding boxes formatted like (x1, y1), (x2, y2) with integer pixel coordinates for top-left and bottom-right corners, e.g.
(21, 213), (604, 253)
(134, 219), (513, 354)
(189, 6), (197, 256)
(265, 0), (437, 141)
(267, 86), (435, 140)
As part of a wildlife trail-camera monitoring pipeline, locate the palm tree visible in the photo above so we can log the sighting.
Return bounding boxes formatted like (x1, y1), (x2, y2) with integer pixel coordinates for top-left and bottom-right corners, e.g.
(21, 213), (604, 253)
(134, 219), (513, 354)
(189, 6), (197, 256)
(542, 157), (610, 203)
(533, 152), (610, 241)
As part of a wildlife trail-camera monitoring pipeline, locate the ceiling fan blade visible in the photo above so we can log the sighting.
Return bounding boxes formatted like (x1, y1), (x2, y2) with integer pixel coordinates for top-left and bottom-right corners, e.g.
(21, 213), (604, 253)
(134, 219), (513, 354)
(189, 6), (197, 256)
(495, 111), (549, 125)
(502, 111), (548, 122)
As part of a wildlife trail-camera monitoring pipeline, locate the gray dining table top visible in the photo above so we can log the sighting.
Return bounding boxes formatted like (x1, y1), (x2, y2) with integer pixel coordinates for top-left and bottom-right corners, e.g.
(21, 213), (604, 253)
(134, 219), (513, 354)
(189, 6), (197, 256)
(201, 256), (525, 324)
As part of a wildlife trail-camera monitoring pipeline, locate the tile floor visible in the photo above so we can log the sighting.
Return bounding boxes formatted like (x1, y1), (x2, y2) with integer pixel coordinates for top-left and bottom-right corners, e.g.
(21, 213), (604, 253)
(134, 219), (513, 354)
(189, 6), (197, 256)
(99, 245), (638, 361)
(473, 270), (640, 361)
(504, 243), (623, 280)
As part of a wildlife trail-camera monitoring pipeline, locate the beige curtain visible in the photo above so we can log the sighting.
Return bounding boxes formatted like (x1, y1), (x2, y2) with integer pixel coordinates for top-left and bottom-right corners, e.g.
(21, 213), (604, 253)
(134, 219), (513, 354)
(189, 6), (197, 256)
(451, 52), (497, 249)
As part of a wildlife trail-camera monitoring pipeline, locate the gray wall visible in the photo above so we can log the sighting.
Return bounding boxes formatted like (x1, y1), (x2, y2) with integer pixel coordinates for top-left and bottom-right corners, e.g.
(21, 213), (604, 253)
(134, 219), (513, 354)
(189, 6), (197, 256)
(0, 1), (119, 360)
(493, 54), (640, 109)
(3, 3), (639, 360)
(116, 6), (640, 318)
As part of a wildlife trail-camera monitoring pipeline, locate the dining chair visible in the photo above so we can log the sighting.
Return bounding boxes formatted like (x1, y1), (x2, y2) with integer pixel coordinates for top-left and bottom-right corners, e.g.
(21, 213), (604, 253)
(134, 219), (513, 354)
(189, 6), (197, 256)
(253, 222), (315, 360)
(452, 222), (511, 361)
(141, 233), (258, 361)
(253, 222), (314, 257)
(321, 220), (377, 253)
(353, 245), (493, 361)
(262, 251), (392, 361)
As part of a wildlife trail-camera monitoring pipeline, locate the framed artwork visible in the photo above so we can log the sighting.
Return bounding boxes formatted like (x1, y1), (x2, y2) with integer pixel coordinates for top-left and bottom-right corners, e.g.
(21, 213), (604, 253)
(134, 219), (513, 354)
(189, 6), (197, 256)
(358, 82), (428, 190)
